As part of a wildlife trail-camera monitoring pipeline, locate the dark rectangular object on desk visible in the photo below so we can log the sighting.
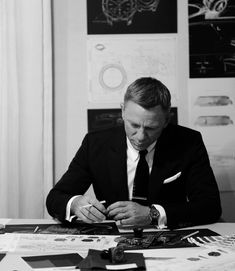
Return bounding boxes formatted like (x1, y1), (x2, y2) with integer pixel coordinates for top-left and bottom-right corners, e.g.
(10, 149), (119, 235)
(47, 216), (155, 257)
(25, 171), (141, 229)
(22, 253), (83, 269)
(117, 228), (220, 250)
(0, 254), (6, 262)
(4, 221), (120, 235)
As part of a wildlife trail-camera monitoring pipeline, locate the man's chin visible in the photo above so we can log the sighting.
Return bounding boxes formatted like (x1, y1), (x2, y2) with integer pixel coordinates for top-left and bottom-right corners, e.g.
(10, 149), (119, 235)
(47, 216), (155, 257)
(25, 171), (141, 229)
(131, 142), (147, 151)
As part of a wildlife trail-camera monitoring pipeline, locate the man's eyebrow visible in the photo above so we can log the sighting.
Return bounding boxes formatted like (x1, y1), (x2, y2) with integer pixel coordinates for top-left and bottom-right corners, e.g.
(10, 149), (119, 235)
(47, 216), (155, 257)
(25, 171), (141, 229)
(145, 125), (159, 130)
(128, 120), (159, 129)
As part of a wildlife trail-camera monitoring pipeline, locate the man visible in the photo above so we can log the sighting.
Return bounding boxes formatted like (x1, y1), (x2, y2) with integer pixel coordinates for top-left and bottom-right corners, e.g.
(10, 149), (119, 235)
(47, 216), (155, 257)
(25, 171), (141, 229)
(46, 77), (222, 229)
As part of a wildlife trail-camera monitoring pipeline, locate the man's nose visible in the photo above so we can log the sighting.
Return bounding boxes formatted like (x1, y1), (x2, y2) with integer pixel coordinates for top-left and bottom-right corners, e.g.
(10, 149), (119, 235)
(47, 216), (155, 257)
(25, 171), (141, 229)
(136, 128), (146, 141)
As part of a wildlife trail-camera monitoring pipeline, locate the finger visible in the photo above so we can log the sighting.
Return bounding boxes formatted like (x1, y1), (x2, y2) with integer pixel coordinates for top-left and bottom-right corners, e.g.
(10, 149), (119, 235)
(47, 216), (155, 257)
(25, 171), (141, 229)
(119, 217), (133, 226)
(107, 201), (129, 212)
(80, 205), (105, 222)
(89, 206), (106, 221)
(111, 208), (134, 221)
(78, 206), (97, 222)
(107, 202), (131, 217)
(112, 213), (128, 221)
(107, 206), (128, 219)
(75, 210), (94, 224)
(92, 200), (108, 216)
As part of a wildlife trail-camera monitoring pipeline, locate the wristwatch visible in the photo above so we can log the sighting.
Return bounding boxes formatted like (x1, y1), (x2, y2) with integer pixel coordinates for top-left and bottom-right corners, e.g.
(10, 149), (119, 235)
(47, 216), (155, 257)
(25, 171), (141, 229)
(149, 205), (160, 225)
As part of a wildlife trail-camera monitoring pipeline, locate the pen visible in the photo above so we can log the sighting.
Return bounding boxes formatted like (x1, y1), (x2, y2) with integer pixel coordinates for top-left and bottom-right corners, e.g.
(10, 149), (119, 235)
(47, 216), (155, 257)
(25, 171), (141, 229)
(81, 200), (106, 209)
(33, 226), (39, 233)
(80, 200), (107, 217)
(180, 230), (199, 240)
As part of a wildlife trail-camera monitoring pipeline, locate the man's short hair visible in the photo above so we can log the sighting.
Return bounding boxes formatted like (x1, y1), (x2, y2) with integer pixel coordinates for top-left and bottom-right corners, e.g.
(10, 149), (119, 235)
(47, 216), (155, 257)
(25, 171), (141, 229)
(124, 77), (171, 112)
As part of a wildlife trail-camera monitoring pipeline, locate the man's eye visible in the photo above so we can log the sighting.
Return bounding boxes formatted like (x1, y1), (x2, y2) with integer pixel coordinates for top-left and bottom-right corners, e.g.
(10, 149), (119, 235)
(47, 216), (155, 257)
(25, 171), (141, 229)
(146, 127), (159, 131)
(131, 124), (139, 128)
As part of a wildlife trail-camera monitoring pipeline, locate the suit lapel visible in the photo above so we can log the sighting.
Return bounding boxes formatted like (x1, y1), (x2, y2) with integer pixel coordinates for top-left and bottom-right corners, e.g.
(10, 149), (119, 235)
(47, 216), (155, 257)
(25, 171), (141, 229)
(107, 127), (129, 202)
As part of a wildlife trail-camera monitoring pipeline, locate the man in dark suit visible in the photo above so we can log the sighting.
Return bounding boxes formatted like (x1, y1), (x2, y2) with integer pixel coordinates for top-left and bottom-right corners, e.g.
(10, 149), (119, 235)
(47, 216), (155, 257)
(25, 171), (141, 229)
(46, 77), (222, 229)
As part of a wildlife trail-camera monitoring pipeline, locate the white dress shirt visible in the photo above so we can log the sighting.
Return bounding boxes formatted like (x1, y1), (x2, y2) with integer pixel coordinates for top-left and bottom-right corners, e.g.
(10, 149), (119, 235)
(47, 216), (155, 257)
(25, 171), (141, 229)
(126, 137), (167, 228)
(66, 137), (167, 228)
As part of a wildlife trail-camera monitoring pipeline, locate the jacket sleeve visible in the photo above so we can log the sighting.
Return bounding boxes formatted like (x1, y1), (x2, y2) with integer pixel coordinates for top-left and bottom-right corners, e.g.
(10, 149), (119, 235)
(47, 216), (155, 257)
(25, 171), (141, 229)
(46, 134), (92, 221)
(162, 132), (222, 229)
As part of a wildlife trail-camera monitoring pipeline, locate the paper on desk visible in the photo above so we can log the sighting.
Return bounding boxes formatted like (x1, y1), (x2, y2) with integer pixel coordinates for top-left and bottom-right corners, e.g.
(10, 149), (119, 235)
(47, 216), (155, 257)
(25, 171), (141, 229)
(0, 218), (11, 226)
(0, 233), (118, 256)
(143, 246), (235, 271)
(188, 234), (235, 252)
(0, 233), (15, 252)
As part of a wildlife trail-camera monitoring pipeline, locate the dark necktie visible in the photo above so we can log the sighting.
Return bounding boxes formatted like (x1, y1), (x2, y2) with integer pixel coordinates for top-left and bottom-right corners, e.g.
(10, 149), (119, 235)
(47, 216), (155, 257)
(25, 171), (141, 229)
(132, 149), (149, 205)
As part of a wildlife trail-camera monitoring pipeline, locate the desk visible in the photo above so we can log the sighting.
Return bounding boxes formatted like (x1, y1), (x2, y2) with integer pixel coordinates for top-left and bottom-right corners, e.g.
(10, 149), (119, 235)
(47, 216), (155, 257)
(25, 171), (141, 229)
(1, 219), (235, 271)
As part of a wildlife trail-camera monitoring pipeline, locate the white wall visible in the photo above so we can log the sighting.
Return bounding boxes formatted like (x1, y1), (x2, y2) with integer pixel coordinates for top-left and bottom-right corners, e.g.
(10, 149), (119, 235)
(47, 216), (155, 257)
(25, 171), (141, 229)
(52, 0), (235, 222)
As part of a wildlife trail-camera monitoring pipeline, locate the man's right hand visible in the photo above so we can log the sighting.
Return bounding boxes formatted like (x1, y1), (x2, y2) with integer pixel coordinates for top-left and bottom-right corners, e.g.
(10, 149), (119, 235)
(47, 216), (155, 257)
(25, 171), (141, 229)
(70, 195), (107, 223)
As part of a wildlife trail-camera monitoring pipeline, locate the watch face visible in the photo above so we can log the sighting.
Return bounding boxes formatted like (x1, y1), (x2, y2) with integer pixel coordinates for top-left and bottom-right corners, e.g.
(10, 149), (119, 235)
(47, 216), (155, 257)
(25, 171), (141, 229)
(150, 206), (160, 222)
(102, 0), (137, 25)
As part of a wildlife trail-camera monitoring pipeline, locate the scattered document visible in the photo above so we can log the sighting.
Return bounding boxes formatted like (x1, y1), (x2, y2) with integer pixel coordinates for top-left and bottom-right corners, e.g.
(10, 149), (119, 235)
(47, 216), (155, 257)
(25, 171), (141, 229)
(0, 233), (118, 257)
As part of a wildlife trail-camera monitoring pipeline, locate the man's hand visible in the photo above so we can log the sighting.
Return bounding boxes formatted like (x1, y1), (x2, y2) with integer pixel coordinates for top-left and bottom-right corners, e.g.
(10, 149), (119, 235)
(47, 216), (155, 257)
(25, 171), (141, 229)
(107, 201), (151, 226)
(71, 195), (107, 223)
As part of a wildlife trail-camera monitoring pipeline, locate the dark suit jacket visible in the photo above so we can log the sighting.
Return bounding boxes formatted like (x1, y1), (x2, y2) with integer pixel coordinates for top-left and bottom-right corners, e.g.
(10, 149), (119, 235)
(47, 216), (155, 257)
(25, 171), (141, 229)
(46, 124), (222, 229)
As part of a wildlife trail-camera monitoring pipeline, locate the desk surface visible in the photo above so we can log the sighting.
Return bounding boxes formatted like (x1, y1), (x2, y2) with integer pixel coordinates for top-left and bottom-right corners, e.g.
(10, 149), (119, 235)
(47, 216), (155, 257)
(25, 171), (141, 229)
(1, 219), (235, 271)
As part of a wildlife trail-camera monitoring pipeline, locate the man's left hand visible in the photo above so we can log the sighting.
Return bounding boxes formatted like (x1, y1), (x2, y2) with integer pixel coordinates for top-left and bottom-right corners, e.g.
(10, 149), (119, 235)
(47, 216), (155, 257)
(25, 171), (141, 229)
(107, 201), (151, 226)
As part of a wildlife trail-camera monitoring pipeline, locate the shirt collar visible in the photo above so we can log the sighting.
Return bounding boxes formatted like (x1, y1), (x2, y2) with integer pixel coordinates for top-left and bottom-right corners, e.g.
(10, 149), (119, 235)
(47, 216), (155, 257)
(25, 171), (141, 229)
(126, 137), (157, 162)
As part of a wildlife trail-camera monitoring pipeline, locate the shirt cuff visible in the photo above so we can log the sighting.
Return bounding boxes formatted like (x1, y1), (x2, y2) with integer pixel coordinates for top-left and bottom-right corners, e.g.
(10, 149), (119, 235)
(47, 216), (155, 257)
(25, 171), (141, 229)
(153, 204), (167, 229)
(65, 195), (81, 222)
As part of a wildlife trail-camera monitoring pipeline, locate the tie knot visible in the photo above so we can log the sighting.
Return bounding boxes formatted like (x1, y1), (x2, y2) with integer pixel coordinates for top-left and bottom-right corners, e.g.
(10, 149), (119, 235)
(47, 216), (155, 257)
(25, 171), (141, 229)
(139, 149), (148, 157)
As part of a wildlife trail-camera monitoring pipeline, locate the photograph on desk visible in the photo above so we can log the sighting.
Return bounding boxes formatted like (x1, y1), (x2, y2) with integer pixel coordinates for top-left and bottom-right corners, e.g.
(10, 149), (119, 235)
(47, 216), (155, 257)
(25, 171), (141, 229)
(3, 221), (120, 235)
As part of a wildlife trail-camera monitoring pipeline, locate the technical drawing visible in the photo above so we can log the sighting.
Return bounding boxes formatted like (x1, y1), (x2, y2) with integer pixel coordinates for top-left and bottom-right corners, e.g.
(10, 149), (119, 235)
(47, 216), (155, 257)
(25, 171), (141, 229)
(189, 0), (235, 77)
(102, 0), (160, 26)
(189, 0), (230, 20)
(195, 115), (233, 126)
(195, 95), (233, 106)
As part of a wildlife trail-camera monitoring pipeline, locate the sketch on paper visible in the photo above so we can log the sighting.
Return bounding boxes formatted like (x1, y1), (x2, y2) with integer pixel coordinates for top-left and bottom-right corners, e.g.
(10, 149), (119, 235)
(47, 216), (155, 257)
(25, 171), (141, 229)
(87, 0), (177, 34)
(188, 79), (235, 191)
(88, 109), (123, 132)
(102, 0), (160, 26)
(194, 115), (233, 126)
(188, 0), (235, 78)
(1, 233), (117, 255)
(194, 95), (233, 106)
(87, 37), (178, 106)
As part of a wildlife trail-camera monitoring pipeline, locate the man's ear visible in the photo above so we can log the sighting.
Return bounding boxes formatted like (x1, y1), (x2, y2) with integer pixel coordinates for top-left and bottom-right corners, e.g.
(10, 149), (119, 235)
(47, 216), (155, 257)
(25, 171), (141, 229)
(164, 110), (171, 128)
(120, 103), (125, 119)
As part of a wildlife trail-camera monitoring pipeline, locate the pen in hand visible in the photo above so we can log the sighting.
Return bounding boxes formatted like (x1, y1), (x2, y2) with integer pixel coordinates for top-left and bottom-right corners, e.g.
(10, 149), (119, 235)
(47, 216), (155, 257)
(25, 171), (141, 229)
(81, 200), (106, 209)
(81, 200), (107, 216)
